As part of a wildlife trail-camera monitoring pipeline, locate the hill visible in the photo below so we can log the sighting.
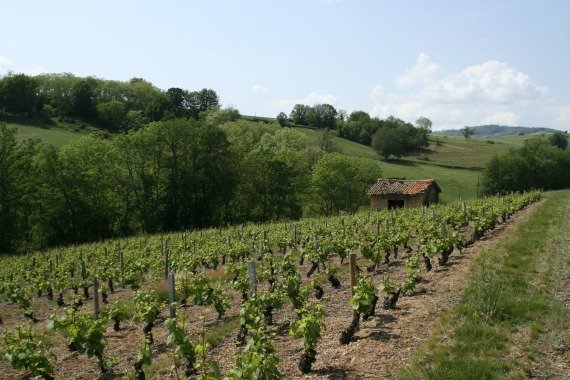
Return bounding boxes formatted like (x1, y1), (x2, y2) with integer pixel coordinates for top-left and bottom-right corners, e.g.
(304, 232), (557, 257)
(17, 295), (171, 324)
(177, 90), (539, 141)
(3, 116), (520, 204)
(294, 127), (485, 203)
(437, 124), (559, 137)
(0, 115), (100, 147)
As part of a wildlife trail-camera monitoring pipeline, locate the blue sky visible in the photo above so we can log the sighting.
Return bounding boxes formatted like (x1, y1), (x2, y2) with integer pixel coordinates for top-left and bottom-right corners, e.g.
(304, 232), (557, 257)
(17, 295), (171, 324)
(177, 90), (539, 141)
(1, 0), (569, 131)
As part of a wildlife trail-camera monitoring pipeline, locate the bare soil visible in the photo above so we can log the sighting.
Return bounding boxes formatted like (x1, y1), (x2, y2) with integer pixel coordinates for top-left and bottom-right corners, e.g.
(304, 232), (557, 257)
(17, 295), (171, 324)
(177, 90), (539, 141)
(0, 202), (542, 380)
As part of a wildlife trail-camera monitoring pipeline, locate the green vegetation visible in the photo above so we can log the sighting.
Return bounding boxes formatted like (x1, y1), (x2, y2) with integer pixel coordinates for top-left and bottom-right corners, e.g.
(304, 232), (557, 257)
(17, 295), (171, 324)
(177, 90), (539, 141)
(483, 135), (569, 194)
(400, 190), (570, 379)
(295, 127), (481, 202)
(1, 115), (96, 147)
(0, 72), (221, 132)
(438, 124), (560, 137)
(0, 191), (541, 378)
(0, 118), (384, 254)
(410, 134), (527, 169)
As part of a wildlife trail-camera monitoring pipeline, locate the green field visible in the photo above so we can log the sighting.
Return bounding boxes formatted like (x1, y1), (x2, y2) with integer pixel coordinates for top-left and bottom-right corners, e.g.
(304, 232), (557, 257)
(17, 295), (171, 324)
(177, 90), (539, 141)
(408, 134), (536, 169)
(1, 116), (95, 147)
(295, 127), (484, 202)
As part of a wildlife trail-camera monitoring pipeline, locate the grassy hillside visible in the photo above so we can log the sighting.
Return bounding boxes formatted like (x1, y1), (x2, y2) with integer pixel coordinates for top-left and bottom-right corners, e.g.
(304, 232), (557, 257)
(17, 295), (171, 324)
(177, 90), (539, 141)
(408, 134), (529, 169)
(295, 127), (483, 202)
(438, 124), (559, 136)
(1, 115), (97, 147)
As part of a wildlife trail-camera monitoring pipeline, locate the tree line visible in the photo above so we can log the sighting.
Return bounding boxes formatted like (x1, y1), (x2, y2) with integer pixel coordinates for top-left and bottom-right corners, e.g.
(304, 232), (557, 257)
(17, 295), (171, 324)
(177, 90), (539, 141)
(278, 105), (431, 159)
(0, 72), (221, 131)
(483, 132), (569, 195)
(0, 117), (381, 254)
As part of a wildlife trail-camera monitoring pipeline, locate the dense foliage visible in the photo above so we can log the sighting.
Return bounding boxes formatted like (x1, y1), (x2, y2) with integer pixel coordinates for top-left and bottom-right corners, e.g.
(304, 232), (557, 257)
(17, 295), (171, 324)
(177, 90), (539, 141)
(282, 105), (430, 159)
(483, 135), (570, 195)
(0, 117), (382, 253)
(0, 72), (220, 131)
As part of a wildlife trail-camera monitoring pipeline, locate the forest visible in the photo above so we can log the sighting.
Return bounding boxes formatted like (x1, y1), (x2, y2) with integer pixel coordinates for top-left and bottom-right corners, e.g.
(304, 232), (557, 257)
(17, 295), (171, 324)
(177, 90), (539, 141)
(0, 118), (381, 254)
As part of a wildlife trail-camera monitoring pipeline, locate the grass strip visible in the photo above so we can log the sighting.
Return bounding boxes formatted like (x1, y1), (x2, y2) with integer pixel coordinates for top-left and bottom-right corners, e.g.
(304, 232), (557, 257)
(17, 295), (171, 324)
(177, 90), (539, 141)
(399, 190), (570, 380)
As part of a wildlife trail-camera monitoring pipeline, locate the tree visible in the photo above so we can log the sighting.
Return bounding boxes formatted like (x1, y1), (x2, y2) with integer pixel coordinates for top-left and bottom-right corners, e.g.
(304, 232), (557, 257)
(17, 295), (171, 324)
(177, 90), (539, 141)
(70, 79), (97, 118)
(32, 135), (125, 246)
(310, 153), (381, 215)
(234, 148), (300, 222)
(204, 107), (240, 126)
(290, 104), (311, 125)
(482, 136), (570, 194)
(0, 125), (38, 252)
(122, 110), (148, 131)
(166, 87), (187, 117)
(415, 116), (432, 132)
(461, 126), (475, 140)
(196, 88), (220, 112)
(96, 100), (126, 131)
(549, 131), (568, 149)
(276, 112), (288, 127)
(307, 104), (337, 129)
(371, 127), (405, 160)
(349, 110), (370, 122)
(0, 73), (41, 114)
(316, 128), (334, 153)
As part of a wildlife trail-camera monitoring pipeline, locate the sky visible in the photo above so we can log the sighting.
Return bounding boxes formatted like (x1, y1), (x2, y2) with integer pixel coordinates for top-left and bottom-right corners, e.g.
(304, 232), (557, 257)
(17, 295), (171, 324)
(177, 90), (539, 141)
(1, 0), (569, 131)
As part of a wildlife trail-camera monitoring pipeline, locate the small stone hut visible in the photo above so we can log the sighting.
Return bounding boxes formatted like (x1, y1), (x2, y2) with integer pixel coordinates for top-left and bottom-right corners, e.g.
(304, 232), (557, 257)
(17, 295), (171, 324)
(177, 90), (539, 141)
(368, 179), (441, 211)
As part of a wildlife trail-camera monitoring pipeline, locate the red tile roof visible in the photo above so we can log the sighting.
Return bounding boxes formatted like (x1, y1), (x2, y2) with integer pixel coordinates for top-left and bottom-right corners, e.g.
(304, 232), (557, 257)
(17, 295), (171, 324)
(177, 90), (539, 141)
(368, 179), (441, 196)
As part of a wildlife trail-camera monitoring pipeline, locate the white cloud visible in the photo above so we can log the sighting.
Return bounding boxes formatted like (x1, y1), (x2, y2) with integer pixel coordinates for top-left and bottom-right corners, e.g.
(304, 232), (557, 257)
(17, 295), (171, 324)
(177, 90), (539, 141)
(251, 84), (269, 94)
(271, 91), (338, 109)
(371, 84), (384, 101)
(0, 55), (13, 67)
(371, 53), (568, 131)
(17, 66), (49, 76)
(0, 55), (49, 76)
(396, 52), (442, 88)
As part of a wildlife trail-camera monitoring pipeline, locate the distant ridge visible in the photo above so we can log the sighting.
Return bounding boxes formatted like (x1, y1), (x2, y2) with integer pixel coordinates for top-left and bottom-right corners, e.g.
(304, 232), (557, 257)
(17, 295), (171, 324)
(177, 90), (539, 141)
(437, 124), (560, 137)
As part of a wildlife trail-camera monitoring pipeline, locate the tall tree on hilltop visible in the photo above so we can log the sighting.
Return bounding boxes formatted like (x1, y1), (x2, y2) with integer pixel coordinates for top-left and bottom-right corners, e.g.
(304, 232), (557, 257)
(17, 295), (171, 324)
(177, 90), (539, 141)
(0, 73), (41, 114)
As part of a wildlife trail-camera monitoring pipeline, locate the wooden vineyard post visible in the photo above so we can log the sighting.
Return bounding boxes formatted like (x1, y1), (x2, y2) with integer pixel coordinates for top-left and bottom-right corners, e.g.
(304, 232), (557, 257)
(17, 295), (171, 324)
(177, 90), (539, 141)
(313, 230), (320, 273)
(120, 250), (125, 288)
(248, 261), (257, 297)
(81, 258), (86, 280)
(349, 253), (358, 319)
(163, 239), (169, 280)
(293, 224), (297, 247)
(93, 278), (100, 318)
(168, 272), (176, 318)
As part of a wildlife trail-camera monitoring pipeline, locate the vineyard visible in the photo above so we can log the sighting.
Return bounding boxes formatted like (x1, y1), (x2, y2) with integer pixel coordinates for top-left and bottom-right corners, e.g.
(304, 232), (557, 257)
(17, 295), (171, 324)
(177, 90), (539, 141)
(0, 192), (541, 379)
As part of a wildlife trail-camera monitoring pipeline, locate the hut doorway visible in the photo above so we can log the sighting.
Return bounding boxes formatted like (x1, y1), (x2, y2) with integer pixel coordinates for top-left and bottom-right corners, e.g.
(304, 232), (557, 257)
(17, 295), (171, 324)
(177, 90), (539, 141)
(388, 199), (405, 209)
